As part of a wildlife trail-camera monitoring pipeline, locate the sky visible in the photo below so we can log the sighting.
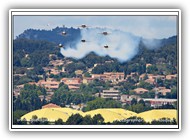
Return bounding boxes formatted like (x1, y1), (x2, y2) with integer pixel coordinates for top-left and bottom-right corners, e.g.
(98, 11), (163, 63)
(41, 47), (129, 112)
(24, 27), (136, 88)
(13, 15), (177, 39)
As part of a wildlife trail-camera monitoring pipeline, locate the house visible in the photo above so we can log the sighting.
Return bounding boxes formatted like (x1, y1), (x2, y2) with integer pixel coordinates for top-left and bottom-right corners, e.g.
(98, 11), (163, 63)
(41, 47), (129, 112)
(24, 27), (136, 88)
(166, 74), (177, 80)
(148, 74), (165, 80)
(42, 103), (61, 109)
(139, 73), (147, 80)
(27, 67), (34, 70)
(91, 72), (125, 82)
(91, 74), (107, 80)
(104, 72), (125, 82)
(146, 63), (152, 68)
(75, 70), (83, 75)
(13, 90), (20, 97)
(61, 78), (82, 90)
(143, 98), (177, 108)
(127, 72), (138, 79)
(49, 54), (57, 59)
(62, 67), (65, 72)
(120, 94), (131, 103)
(83, 77), (94, 84)
(27, 82), (36, 85)
(39, 95), (53, 102)
(37, 80), (59, 90)
(152, 87), (171, 96)
(46, 89), (54, 95)
(133, 88), (149, 94)
(153, 87), (166, 91)
(68, 85), (80, 90)
(13, 84), (25, 98)
(145, 78), (155, 85)
(38, 95), (46, 101)
(61, 78), (82, 85)
(105, 60), (114, 63)
(17, 84), (25, 89)
(49, 59), (64, 67)
(14, 73), (26, 77)
(45, 95), (53, 102)
(49, 69), (60, 75)
(101, 88), (121, 100)
(120, 94), (141, 104)
(159, 89), (171, 96)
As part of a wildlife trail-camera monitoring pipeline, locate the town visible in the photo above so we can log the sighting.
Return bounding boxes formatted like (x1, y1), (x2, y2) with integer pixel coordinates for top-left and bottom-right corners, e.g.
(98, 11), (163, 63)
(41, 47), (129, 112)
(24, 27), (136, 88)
(13, 52), (177, 111)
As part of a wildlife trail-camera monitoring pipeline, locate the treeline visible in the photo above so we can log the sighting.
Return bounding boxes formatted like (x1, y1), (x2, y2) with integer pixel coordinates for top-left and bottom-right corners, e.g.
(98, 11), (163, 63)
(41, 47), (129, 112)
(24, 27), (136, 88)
(15, 114), (177, 125)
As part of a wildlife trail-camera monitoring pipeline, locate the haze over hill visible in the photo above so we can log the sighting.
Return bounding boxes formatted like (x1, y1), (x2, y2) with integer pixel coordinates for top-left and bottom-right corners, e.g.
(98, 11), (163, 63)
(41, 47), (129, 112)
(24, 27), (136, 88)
(16, 27), (177, 62)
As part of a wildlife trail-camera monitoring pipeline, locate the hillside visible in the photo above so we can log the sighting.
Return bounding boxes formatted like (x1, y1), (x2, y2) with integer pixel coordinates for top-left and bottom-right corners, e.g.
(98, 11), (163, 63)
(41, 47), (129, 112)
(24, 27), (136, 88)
(16, 27), (81, 46)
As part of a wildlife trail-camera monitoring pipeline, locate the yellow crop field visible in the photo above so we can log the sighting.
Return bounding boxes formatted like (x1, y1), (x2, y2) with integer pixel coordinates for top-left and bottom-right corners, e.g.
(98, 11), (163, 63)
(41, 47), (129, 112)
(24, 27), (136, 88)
(21, 108), (177, 123)
(84, 109), (127, 123)
(21, 108), (70, 122)
(137, 109), (177, 122)
(105, 108), (137, 118)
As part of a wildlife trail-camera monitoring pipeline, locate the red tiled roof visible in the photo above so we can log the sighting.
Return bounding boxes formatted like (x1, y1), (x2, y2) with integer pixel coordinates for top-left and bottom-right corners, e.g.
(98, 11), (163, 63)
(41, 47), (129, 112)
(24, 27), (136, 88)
(68, 85), (80, 89)
(145, 78), (155, 84)
(42, 103), (61, 109)
(133, 88), (149, 94)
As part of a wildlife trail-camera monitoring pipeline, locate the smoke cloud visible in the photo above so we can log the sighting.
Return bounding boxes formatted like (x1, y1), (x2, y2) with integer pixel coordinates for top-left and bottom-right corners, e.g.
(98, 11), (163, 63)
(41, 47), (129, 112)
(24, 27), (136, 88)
(60, 27), (160, 62)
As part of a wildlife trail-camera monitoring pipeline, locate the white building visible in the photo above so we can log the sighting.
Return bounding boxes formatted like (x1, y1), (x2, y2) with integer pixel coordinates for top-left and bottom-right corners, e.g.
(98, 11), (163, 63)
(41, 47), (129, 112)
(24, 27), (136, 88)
(101, 88), (121, 100)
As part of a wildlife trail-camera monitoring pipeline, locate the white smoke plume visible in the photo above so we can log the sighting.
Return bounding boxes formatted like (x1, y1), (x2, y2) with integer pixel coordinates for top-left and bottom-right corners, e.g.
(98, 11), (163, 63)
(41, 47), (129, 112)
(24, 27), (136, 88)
(60, 27), (160, 62)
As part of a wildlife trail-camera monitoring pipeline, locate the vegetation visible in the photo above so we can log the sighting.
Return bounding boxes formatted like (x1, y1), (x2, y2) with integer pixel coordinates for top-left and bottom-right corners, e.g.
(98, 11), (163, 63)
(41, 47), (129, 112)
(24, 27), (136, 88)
(124, 99), (153, 113)
(13, 84), (47, 111)
(17, 27), (81, 46)
(13, 110), (28, 124)
(18, 114), (177, 125)
(51, 85), (95, 106)
(83, 98), (122, 112)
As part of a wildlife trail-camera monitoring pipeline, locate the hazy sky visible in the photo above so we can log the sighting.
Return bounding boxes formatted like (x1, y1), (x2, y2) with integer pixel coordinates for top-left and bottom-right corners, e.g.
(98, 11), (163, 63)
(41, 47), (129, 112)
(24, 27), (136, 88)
(13, 15), (177, 39)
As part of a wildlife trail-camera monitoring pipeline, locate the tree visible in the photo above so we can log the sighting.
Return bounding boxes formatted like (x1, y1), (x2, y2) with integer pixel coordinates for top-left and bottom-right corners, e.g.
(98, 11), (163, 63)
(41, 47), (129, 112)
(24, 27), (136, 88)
(84, 72), (91, 77)
(138, 81), (154, 90)
(131, 98), (137, 105)
(157, 78), (164, 87)
(66, 114), (84, 125)
(20, 57), (31, 67)
(29, 115), (40, 125)
(147, 65), (158, 74)
(55, 118), (65, 125)
(58, 82), (64, 88)
(81, 115), (93, 125)
(26, 70), (39, 82)
(138, 99), (145, 106)
(92, 114), (104, 124)
(151, 118), (177, 125)
(34, 65), (45, 75)
(13, 84), (46, 112)
(13, 110), (28, 124)
(83, 98), (121, 112)
(141, 91), (155, 98)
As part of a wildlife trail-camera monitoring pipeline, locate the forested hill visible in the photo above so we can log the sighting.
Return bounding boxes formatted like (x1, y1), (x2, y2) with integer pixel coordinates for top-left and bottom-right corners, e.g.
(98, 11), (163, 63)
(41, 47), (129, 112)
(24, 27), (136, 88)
(16, 27), (81, 45)
(14, 26), (177, 74)
(16, 27), (176, 48)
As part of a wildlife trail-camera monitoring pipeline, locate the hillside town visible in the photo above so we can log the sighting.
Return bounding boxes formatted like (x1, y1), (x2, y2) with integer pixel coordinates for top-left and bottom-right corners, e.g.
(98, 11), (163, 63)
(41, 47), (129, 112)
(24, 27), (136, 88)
(13, 53), (177, 111)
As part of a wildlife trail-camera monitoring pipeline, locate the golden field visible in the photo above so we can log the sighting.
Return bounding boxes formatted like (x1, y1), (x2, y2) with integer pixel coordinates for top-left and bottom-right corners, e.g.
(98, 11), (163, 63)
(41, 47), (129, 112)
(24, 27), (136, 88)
(21, 108), (177, 123)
